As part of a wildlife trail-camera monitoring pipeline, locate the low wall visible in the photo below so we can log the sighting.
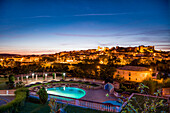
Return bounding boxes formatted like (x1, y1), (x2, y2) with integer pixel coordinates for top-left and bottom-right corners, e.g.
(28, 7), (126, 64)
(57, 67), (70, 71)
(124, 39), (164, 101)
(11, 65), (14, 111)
(0, 90), (15, 96)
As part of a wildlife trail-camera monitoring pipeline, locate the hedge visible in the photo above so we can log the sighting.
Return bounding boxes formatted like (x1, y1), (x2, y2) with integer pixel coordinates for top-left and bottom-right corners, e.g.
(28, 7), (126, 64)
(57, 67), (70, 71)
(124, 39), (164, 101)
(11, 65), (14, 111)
(0, 88), (29, 113)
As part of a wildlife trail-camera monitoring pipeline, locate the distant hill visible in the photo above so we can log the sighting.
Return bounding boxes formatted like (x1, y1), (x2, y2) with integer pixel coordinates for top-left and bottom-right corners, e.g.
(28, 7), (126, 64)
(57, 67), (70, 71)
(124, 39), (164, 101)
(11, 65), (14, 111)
(0, 54), (19, 56)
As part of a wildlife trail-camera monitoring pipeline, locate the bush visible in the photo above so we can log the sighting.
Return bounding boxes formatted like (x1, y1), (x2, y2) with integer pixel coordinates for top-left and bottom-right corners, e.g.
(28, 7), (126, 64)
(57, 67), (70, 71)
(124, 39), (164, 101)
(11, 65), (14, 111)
(16, 81), (25, 88)
(27, 96), (40, 104)
(0, 88), (29, 113)
(163, 78), (170, 88)
(37, 86), (48, 104)
(142, 78), (157, 94)
(9, 75), (15, 83)
(52, 73), (55, 79)
(60, 79), (65, 82)
(125, 89), (139, 94)
(85, 81), (90, 84)
(115, 89), (124, 93)
(120, 84), (127, 91)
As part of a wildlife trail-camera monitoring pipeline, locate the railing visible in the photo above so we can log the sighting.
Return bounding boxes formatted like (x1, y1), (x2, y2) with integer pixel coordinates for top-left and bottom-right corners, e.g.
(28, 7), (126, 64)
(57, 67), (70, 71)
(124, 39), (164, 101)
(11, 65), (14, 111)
(133, 93), (169, 100)
(15, 72), (105, 85)
(19, 76), (105, 86)
(0, 90), (15, 96)
(121, 92), (169, 110)
(48, 94), (121, 112)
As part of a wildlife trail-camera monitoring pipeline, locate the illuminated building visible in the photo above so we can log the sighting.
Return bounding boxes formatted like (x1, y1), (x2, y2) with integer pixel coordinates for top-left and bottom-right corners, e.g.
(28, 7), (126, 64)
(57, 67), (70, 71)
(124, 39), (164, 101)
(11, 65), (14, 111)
(114, 66), (155, 82)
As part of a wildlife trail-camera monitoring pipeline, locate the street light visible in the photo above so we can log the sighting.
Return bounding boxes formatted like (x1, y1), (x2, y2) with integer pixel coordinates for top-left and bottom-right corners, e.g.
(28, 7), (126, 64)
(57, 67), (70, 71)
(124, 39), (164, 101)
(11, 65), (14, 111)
(97, 66), (100, 77)
(149, 68), (152, 76)
(63, 73), (66, 77)
(100, 60), (103, 64)
(63, 73), (66, 80)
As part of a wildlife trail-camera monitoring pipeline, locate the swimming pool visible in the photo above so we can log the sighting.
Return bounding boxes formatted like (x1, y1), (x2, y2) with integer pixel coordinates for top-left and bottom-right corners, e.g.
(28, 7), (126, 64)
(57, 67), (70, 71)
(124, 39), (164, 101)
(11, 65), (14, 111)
(47, 87), (86, 99)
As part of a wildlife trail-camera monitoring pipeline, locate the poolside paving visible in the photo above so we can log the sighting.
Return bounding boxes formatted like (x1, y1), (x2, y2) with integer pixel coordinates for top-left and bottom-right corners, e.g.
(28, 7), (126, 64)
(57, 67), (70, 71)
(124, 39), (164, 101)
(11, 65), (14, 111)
(81, 89), (117, 103)
(0, 96), (15, 106)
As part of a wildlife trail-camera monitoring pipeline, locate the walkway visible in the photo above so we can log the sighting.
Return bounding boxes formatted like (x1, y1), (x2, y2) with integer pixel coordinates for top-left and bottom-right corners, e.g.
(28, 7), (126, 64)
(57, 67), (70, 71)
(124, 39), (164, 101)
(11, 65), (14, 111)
(0, 96), (15, 106)
(81, 89), (117, 103)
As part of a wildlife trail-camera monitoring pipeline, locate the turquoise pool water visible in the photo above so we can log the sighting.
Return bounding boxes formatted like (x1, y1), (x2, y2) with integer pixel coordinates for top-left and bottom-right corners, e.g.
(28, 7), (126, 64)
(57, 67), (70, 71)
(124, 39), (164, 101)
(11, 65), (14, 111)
(47, 87), (86, 99)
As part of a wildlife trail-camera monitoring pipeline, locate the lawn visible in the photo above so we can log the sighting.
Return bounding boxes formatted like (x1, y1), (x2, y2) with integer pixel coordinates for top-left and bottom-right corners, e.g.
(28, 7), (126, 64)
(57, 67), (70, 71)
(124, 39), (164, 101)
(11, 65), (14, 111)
(0, 82), (8, 90)
(18, 102), (114, 113)
(0, 78), (8, 90)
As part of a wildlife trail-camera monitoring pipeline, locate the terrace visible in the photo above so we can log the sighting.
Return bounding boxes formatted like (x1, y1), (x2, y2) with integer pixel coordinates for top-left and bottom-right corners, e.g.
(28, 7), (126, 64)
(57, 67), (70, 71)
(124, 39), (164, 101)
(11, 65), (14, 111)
(5, 72), (121, 112)
(0, 72), (169, 113)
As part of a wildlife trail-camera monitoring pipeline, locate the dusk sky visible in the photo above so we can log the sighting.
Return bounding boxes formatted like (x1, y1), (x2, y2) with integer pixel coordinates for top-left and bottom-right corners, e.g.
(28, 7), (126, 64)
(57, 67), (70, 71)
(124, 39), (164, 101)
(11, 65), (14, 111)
(0, 0), (169, 55)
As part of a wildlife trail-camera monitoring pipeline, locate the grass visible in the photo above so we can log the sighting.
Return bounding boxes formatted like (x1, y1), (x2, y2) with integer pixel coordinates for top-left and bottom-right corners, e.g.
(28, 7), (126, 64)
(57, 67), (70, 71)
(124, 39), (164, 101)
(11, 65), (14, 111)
(0, 82), (8, 90)
(0, 78), (8, 90)
(0, 78), (8, 82)
(122, 94), (169, 113)
(18, 102), (114, 113)
(28, 81), (99, 88)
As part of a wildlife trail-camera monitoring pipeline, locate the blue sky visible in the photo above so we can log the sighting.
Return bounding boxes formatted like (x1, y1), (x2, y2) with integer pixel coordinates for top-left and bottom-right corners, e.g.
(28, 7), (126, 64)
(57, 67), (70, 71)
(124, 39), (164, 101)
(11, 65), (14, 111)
(0, 0), (169, 55)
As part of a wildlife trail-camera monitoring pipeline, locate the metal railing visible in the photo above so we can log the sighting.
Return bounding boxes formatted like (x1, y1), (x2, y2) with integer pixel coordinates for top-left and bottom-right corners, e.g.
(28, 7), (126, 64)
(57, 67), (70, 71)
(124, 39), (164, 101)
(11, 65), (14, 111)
(49, 94), (121, 112)
(0, 90), (15, 96)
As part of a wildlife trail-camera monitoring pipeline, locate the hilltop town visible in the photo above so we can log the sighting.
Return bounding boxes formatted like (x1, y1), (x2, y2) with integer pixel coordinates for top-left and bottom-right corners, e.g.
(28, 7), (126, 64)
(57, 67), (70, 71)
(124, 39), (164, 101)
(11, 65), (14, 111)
(0, 45), (169, 83)
(0, 45), (169, 66)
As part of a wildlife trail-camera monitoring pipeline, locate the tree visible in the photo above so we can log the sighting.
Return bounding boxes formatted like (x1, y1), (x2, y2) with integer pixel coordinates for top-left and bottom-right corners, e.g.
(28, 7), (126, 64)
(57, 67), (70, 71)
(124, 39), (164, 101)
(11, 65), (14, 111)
(99, 65), (116, 83)
(142, 78), (157, 95)
(9, 75), (15, 83)
(7, 74), (15, 89)
(37, 86), (48, 104)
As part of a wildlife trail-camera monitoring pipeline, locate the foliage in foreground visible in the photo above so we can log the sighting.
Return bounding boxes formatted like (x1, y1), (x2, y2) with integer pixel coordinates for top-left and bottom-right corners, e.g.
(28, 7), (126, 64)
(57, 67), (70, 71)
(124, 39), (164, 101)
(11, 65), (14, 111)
(48, 98), (67, 113)
(0, 88), (29, 113)
(121, 83), (168, 113)
(37, 86), (48, 104)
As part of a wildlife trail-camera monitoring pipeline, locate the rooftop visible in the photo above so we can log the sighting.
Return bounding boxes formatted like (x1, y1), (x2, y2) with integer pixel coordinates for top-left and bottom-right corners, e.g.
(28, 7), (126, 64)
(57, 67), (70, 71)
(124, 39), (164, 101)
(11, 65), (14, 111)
(117, 66), (149, 71)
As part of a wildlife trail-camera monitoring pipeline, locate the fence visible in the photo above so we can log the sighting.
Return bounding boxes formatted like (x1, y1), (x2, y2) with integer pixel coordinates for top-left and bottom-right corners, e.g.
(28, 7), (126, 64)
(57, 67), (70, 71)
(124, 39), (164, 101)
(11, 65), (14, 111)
(0, 90), (15, 96)
(49, 94), (121, 112)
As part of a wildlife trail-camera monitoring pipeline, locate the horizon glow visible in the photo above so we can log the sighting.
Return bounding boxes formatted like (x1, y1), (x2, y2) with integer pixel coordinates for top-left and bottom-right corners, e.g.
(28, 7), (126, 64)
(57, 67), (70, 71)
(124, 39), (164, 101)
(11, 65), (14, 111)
(0, 0), (169, 55)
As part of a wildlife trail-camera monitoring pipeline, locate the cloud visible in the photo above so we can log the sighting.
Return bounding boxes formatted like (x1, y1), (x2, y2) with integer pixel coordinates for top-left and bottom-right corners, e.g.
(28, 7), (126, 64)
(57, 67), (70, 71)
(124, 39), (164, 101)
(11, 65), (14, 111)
(136, 36), (170, 43)
(24, 16), (54, 19)
(55, 29), (170, 38)
(97, 42), (114, 46)
(156, 47), (170, 50)
(155, 45), (170, 47)
(74, 13), (131, 16)
(55, 33), (116, 37)
(0, 49), (59, 55)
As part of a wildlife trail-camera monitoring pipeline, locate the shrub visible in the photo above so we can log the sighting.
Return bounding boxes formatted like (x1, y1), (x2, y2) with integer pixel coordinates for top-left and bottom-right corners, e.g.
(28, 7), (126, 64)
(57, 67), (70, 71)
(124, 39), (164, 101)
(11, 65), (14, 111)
(120, 84), (127, 91)
(60, 79), (65, 82)
(37, 86), (48, 104)
(163, 78), (170, 88)
(9, 75), (15, 83)
(52, 73), (55, 79)
(125, 89), (139, 94)
(0, 88), (29, 113)
(27, 96), (40, 104)
(16, 81), (25, 88)
(115, 89), (123, 93)
(142, 78), (157, 94)
(48, 98), (67, 113)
